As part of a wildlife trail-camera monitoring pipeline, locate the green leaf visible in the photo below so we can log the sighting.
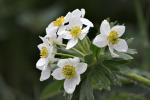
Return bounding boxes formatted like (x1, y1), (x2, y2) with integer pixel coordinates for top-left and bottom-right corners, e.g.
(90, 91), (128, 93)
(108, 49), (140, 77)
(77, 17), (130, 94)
(101, 64), (121, 86)
(89, 63), (121, 91)
(79, 79), (95, 100)
(127, 48), (138, 54)
(116, 52), (133, 60)
(103, 59), (129, 71)
(81, 36), (91, 53)
(84, 54), (95, 65)
(40, 81), (63, 100)
(126, 38), (134, 44)
(88, 65), (111, 90)
(90, 44), (99, 55)
(75, 36), (91, 55)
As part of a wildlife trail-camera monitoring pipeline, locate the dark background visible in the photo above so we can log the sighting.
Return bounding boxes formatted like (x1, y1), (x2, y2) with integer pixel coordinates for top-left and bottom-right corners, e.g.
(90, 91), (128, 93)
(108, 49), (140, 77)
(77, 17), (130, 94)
(0, 0), (150, 100)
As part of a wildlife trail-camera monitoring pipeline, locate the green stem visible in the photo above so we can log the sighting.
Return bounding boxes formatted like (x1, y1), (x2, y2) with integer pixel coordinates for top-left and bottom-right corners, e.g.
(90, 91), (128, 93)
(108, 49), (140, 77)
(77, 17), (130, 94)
(65, 94), (72, 100)
(85, 37), (90, 48)
(78, 40), (87, 54)
(56, 53), (76, 58)
(119, 72), (150, 87)
(60, 44), (85, 56)
(84, 36), (91, 53)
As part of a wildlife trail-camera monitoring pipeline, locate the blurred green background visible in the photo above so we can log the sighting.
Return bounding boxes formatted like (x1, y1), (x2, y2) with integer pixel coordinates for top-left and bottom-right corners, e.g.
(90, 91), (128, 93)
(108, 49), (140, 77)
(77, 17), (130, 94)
(0, 0), (150, 100)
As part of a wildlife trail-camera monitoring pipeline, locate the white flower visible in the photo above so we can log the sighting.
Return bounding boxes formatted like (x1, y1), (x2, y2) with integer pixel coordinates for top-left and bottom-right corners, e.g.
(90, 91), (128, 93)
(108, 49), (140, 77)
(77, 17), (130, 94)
(93, 20), (128, 57)
(45, 17), (65, 45)
(36, 37), (57, 81)
(45, 13), (73, 45)
(46, 16), (65, 36)
(46, 12), (73, 38)
(51, 57), (87, 94)
(45, 30), (62, 46)
(57, 9), (93, 49)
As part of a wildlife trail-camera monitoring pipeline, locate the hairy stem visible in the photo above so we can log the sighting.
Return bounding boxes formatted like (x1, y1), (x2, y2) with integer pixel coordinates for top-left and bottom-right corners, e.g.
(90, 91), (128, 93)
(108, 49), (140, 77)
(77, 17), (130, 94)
(78, 40), (87, 54)
(60, 44), (85, 56)
(119, 72), (150, 87)
(56, 53), (76, 58)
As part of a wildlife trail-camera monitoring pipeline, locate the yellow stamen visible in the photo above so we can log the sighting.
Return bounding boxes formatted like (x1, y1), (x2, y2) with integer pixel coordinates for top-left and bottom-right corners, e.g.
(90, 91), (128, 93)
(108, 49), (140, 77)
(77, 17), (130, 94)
(53, 16), (64, 27)
(108, 31), (119, 45)
(62, 65), (76, 79)
(40, 47), (48, 58)
(70, 26), (81, 38)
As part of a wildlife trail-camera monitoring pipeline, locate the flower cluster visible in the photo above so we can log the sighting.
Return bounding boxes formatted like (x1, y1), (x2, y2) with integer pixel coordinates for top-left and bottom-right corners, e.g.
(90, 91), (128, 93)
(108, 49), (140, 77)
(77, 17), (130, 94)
(36, 9), (129, 94)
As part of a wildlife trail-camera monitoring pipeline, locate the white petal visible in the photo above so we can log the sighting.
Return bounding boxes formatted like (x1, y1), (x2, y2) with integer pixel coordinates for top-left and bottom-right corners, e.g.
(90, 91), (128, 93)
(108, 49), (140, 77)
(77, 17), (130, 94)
(81, 8), (85, 17)
(57, 59), (70, 67)
(57, 26), (66, 35)
(51, 68), (65, 80)
(39, 37), (49, 45)
(72, 57), (80, 63)
(57, 27), (72, 39)
(108, 46), (119, 57)
(37, 43), (43, 50)
(57, 59), (66, 67)
(64, 75), (80, 94)
(81, 18), (93, 27)
(79, 27), (89, 40)
(72, 9), (81, 17)
(57, 58), (79, 67)
(68, 18), (82, 29)
(46, 24), (57, 38)
(64, 80), (76, 94)
(48, 46), (56, 56)
(93, 34), (108, 48)
(55, 36), (62, 45)
(36, 58), (46, 70)
(76, 63), (87, 74)
(66, 39), (78, 49)
(100, 20), (110, 35)
(111, 25), (125, 37)
(57, 25), (64, 32)
(113, 39), (128, 52)
(40, 67), (51, 81)
(65, 12), (71, 23)
(74, 75), (80, 85)
(69, 57), (80, 65)
(59, 31), (72, 39)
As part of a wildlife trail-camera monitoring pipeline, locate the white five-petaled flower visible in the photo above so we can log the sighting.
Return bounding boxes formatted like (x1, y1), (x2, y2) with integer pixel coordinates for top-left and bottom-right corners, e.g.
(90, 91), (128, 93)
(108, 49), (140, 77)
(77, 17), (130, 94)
(36, 37), (57, 81)
(57, 9), (94, 49)
(93, 20), (128, 57)
(51, 57), (87, 94)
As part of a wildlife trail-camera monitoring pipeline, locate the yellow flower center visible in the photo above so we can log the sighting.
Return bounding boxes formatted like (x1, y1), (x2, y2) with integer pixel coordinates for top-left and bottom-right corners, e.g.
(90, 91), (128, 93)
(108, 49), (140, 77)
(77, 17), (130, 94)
(53, 16), (64, 27)
(40, 47), (48, 58)
(62, 65), (76, 79)
(108, 31), (119, 45)
(70, 26), (81, 38)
